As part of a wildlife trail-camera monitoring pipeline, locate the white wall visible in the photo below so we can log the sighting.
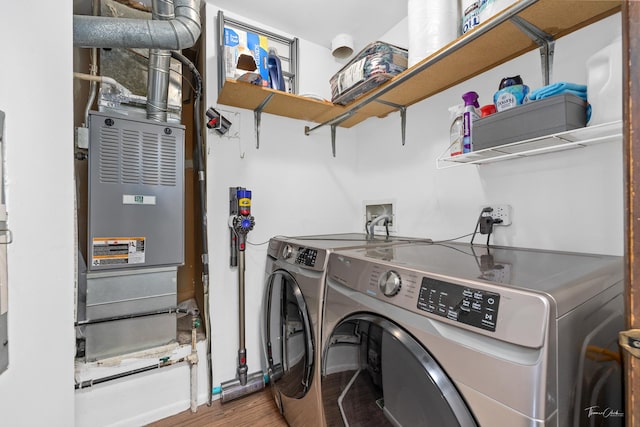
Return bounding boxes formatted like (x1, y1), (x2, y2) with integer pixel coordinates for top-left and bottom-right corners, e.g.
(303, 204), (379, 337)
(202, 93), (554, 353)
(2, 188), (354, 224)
(205, 2), (362, 389)
(359, 13), (623, 255)
(0, 2), (76, 426)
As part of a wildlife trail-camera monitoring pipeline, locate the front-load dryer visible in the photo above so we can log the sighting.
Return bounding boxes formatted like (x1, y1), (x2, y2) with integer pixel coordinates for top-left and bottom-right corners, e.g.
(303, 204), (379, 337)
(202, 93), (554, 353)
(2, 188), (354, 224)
(262, 234), (425, 427)
(321, 242), (624, 426)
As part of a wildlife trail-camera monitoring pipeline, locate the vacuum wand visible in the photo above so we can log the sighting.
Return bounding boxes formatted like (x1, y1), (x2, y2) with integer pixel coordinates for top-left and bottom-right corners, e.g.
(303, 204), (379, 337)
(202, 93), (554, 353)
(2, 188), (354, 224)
(221, 188), (264, 402)
(237, 245), (247, 384)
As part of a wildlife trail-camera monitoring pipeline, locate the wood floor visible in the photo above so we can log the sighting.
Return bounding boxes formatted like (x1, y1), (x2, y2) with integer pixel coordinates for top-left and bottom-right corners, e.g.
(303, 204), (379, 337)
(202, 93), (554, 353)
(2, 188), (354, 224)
(147, 387), (288, 427)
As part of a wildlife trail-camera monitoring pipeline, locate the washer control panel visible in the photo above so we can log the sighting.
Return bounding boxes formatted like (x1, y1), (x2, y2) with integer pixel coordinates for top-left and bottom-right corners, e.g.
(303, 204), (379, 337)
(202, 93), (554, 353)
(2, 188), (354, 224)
(417, 277), (500, 332)
(295, 247), (318, 267)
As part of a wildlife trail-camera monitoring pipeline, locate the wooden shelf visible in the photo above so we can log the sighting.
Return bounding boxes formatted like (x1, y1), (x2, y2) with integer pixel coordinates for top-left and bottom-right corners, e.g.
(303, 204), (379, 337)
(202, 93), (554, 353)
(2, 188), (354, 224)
(436, 121), (622, 168)
(218, 80), (345, 124)
(216, 0), (621, 130)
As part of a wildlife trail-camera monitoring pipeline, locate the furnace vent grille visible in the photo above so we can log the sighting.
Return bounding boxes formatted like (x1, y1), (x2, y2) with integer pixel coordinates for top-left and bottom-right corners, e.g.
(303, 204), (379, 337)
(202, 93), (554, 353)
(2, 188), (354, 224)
(97, 125), (178, 187)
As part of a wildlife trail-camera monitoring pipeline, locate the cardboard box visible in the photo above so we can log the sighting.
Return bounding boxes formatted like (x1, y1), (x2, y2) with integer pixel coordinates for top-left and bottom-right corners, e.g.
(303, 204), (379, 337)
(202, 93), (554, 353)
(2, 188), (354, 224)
(224, 27), (269, 83)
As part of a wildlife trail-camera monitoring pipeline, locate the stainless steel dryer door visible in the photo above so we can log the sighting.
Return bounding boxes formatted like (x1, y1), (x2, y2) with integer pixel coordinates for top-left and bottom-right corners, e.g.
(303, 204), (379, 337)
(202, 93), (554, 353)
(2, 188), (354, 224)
(264, 269), (314, 399)
(322, 314), (478, 427)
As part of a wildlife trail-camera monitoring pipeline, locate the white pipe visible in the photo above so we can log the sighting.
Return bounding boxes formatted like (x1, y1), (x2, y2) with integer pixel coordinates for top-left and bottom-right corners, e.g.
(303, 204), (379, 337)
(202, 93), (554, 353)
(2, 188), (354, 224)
(188, 315), (199, 412)
(73, 72), (132, 98)
(368, 214), (392, 236)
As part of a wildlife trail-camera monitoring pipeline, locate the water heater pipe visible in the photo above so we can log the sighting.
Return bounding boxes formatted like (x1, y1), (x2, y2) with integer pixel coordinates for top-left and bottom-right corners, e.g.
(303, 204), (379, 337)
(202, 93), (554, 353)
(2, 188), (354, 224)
(72, 0), (201, 50)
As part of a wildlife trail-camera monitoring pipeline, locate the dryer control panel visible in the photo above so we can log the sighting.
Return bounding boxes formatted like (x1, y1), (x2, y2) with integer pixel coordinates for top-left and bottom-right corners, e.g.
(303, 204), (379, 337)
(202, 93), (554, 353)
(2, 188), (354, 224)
(274, 241), (329, 272)
(417, 277), (500, 332)
(295, 247), (318, 267)
(329, 247), (554, 348)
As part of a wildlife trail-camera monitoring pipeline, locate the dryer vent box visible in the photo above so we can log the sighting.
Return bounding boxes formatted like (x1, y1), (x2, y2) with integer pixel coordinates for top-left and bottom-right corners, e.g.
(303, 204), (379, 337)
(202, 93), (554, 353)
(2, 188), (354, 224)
(87, 111), (185, 271)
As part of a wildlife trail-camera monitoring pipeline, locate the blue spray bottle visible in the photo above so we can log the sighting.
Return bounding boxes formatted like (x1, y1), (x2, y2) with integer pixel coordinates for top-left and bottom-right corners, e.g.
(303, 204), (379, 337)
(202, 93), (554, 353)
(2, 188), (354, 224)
(267, 47), (285, 91)
(462, 91), (480, 153)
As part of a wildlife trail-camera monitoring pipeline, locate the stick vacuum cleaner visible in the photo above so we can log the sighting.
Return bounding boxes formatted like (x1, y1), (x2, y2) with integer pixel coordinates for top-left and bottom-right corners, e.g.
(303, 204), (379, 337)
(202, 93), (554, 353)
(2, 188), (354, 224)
(220, 188), (265, 402)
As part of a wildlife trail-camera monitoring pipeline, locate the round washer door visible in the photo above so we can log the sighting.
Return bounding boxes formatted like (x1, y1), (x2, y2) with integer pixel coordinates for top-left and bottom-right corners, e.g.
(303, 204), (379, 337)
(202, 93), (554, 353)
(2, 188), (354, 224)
(322, 314), (477, 427)
(263, 269), (314, 399)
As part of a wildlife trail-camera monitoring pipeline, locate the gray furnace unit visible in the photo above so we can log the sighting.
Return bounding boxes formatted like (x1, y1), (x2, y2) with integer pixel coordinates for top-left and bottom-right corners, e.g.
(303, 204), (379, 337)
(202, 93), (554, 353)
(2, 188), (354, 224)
(77, 111), (184, 361)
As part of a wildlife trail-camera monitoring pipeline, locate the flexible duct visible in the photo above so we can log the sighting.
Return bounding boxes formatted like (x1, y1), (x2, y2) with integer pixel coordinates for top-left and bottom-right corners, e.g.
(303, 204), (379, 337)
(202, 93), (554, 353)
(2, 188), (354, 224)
(73, 0), (201, 50)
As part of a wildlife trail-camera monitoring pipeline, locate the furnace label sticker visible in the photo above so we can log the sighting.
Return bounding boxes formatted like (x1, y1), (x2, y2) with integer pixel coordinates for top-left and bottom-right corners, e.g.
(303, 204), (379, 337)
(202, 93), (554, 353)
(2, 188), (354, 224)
(91, 237), (146, 266)
(122, 194), (156, 205)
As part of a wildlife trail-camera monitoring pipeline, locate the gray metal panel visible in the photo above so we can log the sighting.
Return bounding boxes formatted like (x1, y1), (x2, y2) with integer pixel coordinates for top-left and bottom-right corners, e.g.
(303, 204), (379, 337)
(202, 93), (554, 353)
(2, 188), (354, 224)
(557, 288), (624, 427)
(0, 223), (7, 375)
(82, 313), (176, 361)
(87, 111), (184, 271)
(0, 313), (7, 374)
(85, 267), (177, 320)
(0, 111), (7, 375)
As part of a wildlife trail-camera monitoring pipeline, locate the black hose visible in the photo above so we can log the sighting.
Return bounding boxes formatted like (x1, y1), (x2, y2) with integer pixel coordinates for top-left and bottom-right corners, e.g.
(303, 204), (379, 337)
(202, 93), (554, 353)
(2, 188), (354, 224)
(170, 50), (208, 281)
(171, 50), (212, 405)
(75, 307), (185, 326)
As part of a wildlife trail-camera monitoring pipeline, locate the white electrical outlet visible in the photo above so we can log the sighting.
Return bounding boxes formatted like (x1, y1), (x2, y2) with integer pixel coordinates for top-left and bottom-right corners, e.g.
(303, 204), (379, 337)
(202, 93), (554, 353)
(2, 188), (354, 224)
(483, 204), (512, 226)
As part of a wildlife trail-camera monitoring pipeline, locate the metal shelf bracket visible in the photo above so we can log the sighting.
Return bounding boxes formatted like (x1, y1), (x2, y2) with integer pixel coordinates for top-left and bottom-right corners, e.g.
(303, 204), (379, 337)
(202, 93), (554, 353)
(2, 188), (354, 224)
(510, 15), (555, 85)
(376, 99), (408, 146)
(400, 107), (407, 146)
(305, 110), (356, 157)
(331, 125), (337, 157)
(254, 93), (274, 149)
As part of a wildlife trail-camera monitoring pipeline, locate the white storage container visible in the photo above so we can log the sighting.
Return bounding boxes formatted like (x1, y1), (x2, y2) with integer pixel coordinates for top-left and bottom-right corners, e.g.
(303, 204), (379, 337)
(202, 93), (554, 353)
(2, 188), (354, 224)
(586, 36), (622, 126)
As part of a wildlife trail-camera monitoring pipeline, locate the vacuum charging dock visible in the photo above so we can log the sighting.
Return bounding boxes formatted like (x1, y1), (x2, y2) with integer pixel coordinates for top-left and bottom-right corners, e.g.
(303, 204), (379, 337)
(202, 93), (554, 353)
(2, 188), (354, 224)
(221, 371), (266, 402)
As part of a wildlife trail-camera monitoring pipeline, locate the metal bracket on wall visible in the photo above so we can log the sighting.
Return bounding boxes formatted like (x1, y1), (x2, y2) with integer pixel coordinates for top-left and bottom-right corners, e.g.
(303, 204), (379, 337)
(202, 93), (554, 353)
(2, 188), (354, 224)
(330, 125), (337, 156)
(254, 93), (274, 149)
(305, 110), (355, 157)
(509, 15), (555, 86)
(376, 100), (408, 146)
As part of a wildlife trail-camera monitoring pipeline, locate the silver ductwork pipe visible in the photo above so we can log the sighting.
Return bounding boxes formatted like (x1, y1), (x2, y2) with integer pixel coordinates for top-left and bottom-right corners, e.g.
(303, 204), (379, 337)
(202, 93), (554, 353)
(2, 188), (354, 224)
(73, 0), (201, 51)
(147, 0), (175, 122)
(74, 0), (201, 122)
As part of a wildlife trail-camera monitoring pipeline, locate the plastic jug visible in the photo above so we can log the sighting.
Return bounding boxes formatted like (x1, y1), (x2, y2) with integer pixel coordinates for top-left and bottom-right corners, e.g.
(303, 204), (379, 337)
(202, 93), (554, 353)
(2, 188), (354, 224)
(267, 48), (285, 91)
(448, 104), (464, 156)
(586, 36), (622, 126)
(462, 91), (480, 153)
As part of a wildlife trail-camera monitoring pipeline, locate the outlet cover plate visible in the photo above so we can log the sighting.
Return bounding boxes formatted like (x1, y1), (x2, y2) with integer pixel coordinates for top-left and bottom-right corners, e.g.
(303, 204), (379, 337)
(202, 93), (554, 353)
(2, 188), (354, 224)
(482, 204), (512, 226)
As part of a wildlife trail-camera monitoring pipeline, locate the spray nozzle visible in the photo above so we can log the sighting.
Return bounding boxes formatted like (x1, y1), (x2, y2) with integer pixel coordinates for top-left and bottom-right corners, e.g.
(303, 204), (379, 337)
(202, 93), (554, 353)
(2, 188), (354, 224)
(462, 91), (480, 108)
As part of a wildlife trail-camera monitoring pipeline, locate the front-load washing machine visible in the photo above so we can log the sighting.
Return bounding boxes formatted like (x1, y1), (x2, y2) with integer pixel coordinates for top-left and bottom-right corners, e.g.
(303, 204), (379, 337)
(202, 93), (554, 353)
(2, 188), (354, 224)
(262, 234), (425, 427)
(321, 242), (624, 427)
